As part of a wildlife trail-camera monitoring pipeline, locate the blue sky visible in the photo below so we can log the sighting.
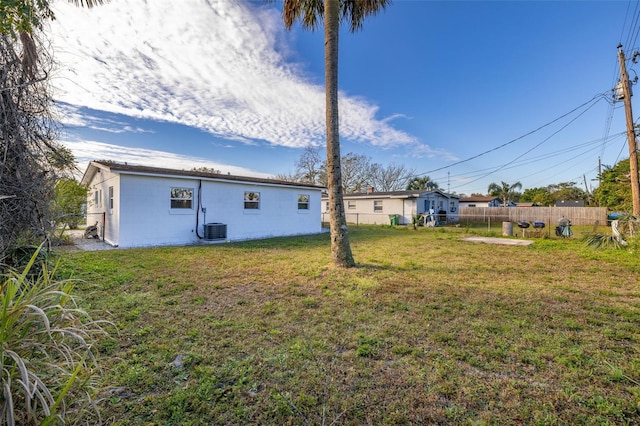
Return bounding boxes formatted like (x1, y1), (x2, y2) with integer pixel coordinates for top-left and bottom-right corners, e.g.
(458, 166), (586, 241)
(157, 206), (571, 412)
(49, 0), (636, 195)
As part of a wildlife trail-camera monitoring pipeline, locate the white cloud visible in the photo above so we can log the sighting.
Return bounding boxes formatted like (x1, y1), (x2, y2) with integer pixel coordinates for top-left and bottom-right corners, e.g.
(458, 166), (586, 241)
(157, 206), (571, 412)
(55, 103), (155, 134)
(65, 139), (272, 178)
(411, 143), (460, 161)
(49, 0), (417, 149)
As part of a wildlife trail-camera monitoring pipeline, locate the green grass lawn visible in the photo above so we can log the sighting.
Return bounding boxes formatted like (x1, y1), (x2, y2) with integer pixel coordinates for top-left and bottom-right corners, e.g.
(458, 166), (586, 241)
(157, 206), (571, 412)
(57, 225), (640, 425)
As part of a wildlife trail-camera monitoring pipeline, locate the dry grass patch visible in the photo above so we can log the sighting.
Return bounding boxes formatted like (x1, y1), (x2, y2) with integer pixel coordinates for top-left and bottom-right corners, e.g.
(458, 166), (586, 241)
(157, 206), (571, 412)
(56, 226), (640, 425)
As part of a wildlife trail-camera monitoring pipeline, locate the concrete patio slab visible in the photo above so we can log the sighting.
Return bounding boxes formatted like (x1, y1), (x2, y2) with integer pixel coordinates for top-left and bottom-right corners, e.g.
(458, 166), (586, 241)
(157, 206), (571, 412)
(461, 236), (534, 246)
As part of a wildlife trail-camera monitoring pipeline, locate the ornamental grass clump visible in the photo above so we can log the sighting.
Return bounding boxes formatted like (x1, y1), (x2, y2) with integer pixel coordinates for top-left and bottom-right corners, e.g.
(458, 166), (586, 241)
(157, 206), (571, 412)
(1, 247), (110, 425)
(583, 215), (640, 250)
(582, 234), (628, 250)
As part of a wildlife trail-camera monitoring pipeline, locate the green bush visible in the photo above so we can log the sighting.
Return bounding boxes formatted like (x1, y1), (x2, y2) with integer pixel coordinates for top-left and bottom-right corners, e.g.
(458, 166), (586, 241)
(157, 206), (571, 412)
(4, 245), (49, 275)
(1, 246), (111, 425)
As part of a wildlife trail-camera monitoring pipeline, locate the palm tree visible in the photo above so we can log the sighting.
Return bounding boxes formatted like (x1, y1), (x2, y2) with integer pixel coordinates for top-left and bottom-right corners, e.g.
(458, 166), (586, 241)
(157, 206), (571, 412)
(280, 0), (391, 267)
(1, 0), (105, 262)
(406, 176), (439, 191)
(3, 0), (105, 71)
(488, 181), (523, 207)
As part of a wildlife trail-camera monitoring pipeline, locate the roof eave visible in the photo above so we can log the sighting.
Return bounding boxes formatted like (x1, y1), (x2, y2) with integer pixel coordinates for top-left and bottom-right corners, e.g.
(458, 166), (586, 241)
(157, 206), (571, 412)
(86, 161), (325, 190)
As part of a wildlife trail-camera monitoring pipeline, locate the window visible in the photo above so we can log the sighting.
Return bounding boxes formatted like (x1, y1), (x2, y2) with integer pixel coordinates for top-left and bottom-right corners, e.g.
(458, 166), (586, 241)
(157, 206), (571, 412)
(468, 204), (476, 208)
(373, 200), (383, 212)
(347, 200), (356, 209)
(93, 189), (102, 208)
(298, 194), (309, 210)
(244, 191), (260, 210)
(108, 186), (114, 210)
(170, 187), (193, 209)
(450, 201), (456, 212)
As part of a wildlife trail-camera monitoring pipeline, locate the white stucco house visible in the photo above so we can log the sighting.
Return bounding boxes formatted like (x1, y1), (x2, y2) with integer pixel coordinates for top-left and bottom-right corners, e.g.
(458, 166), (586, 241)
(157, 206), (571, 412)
(459, 196), (501, 208)
(322, 189), (460, 226)
(80, 161), (325, 248)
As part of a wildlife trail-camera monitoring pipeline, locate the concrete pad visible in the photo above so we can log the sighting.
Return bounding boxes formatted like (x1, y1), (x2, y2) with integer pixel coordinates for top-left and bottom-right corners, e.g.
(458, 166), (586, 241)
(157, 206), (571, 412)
(461, 236), (534, 246)
(64, 229), (117, 251)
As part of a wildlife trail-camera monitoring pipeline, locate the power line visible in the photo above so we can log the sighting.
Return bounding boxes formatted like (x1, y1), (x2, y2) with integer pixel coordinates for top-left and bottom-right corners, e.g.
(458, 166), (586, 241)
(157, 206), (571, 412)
(600, 60), (619, 161)
(482, 96), (604, 175)
(607, 3), (634, 159)
(614, 137), (629, 164)
(443, 132), (622, 182)
(434, 4), (640, 195)
(624, 1), (640, 48)
(417, 94), (607, 181)
(620, 0), (633, 45)
(443, 128), (624, 193)
(523, 146), (608, 187)
(631, 8), (640, 50)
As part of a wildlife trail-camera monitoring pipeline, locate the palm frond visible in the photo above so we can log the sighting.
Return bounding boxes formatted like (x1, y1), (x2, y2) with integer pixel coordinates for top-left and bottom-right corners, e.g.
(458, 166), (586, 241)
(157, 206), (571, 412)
(582, 234), (627, 250)
(342, 0), (391, 32)
(66, 0), (108, 7)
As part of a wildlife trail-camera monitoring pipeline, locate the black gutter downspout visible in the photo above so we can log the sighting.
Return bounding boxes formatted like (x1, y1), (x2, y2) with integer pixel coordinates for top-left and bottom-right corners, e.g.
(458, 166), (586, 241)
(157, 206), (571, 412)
(195, 180), (203, 239)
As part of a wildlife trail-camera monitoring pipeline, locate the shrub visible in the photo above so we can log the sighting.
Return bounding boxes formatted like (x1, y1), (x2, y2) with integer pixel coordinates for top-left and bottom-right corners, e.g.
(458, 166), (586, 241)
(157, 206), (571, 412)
(582, 234), (627, 250)
(1, 246), (111, 425)
(583, 216), (640, 250)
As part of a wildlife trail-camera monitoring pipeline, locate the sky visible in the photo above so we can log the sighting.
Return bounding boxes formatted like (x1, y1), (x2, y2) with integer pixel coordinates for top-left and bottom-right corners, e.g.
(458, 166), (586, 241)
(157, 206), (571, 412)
(48, 0), (639, 196)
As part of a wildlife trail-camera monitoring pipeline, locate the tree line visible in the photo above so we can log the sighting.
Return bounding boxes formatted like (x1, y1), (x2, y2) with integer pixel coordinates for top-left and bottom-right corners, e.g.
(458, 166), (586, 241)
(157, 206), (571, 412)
(276, 146), (439, 192)
(0, 2), (95, 269)
(32, 150), (640, 263)
(280, 147), (638, 213)
(484, 180), (589, 207)
(484, 158), (637, 211)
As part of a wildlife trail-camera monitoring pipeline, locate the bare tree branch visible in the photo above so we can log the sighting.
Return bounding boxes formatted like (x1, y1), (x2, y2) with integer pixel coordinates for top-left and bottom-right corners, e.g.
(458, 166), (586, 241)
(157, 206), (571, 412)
(0, 32), (72, 266)
(368, 163), (415, 192)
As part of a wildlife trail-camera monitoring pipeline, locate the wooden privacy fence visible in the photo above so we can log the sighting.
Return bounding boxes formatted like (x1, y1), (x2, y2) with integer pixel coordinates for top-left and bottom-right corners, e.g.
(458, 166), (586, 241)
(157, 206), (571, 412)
(458, 207), (608, 226)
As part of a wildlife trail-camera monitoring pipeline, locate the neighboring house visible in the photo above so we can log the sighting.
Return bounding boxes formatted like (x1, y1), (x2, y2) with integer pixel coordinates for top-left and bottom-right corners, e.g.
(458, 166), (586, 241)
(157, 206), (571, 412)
(555, 200), (585, 207)
(459, 196), (501, 208)
(81, 161), (324, 248)
(322, 188), (459, 225)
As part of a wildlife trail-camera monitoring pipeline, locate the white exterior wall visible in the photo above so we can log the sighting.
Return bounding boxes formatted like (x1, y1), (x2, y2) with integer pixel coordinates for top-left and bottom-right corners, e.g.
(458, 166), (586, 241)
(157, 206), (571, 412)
(92, 173), (322, 248)
(117, 175), (197, 248)
(459, 201), (492, 208)
(199, 180), (322, 242)
(323, 193), (460, 225)
(326, 197), (416, 225)
(85, 168), (120, 245)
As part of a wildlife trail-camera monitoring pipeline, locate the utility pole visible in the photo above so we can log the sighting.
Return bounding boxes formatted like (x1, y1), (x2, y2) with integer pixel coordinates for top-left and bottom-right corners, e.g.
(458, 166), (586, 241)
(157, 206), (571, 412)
(583, 174), (589, 195)
(598, 157), (602, 187)
(617, 44), (640, 217)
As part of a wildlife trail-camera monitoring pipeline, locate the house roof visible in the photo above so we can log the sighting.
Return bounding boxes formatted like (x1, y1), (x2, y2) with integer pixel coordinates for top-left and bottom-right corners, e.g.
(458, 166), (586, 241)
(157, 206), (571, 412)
(460, 196), (499, 202)
(80, 161), (325, 190)
(555, 200), (585, 206)
(322, 189), (459, 200)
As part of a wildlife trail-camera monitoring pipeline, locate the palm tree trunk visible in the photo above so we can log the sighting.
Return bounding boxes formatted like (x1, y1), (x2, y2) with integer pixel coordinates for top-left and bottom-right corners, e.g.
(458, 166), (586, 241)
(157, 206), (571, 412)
(324, 0), (355, 267)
